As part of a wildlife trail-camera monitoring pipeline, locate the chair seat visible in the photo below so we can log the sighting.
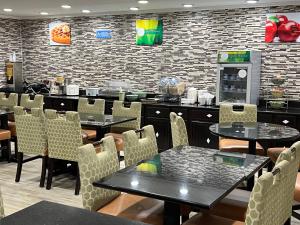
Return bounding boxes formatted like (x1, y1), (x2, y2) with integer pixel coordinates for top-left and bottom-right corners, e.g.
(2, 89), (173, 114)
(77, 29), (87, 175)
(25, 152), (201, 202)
(98, 193), (163, 225)
(105, 133), (124, 151)
(219, 138), (265, 156)
(183, 213), (244, 225)
(0, 129), (11, 141)
(294, 173), (300, 202)
(8, 121), (16, 137)
(82, 129), (97, 140)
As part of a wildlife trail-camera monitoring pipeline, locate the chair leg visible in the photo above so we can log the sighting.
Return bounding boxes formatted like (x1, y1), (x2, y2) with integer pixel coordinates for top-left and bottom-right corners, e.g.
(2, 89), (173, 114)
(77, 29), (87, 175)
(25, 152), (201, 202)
(75, 163), (80, 195)
(284, 218), (291, 225)
(5, 139), (11, 162)
(15, 152), (24, 182)
(40, 156), (48, 188)
(46, 158), (54, 190)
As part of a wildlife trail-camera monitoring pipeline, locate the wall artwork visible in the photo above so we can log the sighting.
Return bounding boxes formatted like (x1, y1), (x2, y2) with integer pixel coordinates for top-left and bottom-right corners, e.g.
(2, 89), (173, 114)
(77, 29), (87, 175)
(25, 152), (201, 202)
(49, 22), (71, 46)
(266, 13), (300, 43)
(96, 29), (112, 39)
(136, 19), (163, 46)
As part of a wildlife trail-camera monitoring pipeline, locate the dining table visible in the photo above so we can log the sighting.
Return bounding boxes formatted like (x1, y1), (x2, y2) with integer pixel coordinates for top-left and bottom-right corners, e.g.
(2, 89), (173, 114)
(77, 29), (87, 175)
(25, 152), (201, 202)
(0, 201), (149, 225)
(79, 112), (136, 140)
(93, 145), (270, 225)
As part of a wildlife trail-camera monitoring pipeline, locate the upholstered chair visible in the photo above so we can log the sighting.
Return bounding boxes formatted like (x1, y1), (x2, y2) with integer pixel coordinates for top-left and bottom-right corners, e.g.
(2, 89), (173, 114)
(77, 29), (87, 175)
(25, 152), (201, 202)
(123, 125), (158, 167)
(14, 106), (48, 187)
(78, 136), (163, 225)
(45, 110), (83, 195)
(20, 94), (44, 109)
(219, 104), (264, 155)
(170, 112), (189, 148)
(0, 187), (4, 219)
(194, 141), (300, 223)
(78, 98), (105, 140)
(183, 152), (299, 225)
(0, 92), (18, 111)
(105, 101), (142, 151)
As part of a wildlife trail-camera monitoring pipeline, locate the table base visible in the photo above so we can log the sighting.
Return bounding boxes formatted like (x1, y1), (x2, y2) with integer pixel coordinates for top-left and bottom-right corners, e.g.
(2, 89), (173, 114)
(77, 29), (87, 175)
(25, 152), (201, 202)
(164, 201), (180, 225)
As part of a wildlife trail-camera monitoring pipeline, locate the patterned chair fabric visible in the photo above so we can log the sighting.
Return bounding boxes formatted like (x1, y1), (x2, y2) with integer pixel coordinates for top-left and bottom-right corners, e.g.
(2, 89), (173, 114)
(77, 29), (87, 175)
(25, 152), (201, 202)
(123, 125), (158, 167)
(0, 187), (4, 219)
(14, 106), (47, 156)
(78, 98), (105, 115)
(219, 104), (257, 123)
(78, 137), (120, 211)
(0, 92), (18, 110)
(170, 112), (189, 147)
(111, 101), (141, 133)
(45, 110), (83, 162)
(20, 94), (44, 109)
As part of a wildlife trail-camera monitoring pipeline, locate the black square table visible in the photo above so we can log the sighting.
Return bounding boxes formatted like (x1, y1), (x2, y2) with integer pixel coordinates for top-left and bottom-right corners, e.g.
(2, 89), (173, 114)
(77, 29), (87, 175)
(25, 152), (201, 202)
(0, 201), (149, 225)
(93, 145), (270, 225)
(79, 113), (136, 139)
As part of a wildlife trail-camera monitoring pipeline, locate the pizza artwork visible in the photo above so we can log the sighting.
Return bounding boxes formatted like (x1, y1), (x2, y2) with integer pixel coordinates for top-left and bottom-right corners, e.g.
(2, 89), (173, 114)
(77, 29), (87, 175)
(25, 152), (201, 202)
(50, 23), (71, 45)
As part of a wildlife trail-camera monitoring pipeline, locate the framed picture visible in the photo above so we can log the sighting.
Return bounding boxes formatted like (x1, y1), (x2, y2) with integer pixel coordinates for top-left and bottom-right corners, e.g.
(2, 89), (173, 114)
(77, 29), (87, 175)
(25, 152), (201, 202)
(265, 13), (300, 43)
(49, 22), (71, 46)
(136, 19), (163, 46)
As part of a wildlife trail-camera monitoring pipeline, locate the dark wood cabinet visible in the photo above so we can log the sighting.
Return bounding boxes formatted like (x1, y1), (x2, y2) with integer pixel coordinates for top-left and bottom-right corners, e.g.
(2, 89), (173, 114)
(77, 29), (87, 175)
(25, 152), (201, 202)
(273, 114), (297, 128)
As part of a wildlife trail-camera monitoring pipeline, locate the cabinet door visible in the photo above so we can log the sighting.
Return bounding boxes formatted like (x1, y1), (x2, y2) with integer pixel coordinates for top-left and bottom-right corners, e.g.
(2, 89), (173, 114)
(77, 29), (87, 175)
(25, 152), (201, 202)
(189, 121), (219, 149)
(43, 98), (53, 109)
(52, 99), (77, 111)
(144, 117), (170, 152)
(273, 114), (297, 128)
(257, 112), (273, 123)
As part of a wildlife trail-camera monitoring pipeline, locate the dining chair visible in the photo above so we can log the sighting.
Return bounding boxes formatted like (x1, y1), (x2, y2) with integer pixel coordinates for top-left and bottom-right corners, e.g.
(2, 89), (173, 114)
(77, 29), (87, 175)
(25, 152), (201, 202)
(183, 156), (298, 225)
(196, 141), (300, 223)
(0, 92), (18, 111)
(45, 110), (83, 195)
(170, 112), (189, 147)
(219, 104), (264, 155)
(78, 98), (105, 140)
(78, 136), (163, 225)
(0, 188), (4, 219)
(14, 106), (48, 187)
(105, 101), (141, 152)
(123, 125), (158, 167)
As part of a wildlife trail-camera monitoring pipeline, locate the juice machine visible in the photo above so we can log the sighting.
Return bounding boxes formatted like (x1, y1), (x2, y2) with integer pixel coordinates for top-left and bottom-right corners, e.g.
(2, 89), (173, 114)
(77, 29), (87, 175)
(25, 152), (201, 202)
(5, 61), (23, 93)
(216, 50), (261, 105)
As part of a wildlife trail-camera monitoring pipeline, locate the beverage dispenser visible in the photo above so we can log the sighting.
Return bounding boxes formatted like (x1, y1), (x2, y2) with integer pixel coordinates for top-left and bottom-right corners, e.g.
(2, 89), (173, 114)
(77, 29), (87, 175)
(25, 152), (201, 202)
(5, 61), (23, 93)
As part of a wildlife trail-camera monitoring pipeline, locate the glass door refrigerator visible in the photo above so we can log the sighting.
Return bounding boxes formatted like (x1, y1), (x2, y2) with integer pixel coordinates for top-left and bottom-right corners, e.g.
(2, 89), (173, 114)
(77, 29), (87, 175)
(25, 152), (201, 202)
(216, 50), (261, 105)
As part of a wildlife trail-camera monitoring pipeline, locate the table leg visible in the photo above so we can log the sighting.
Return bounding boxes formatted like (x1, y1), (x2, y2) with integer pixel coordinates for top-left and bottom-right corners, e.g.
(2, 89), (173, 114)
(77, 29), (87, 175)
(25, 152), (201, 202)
(164, 201), (180, 225)
(247, 140), (257, 191)
(96, 127), (109, 140)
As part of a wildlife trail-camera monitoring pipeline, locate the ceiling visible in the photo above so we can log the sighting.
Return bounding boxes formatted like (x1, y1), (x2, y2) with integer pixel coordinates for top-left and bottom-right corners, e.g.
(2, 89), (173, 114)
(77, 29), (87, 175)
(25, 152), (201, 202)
(0, 0), (299, 19)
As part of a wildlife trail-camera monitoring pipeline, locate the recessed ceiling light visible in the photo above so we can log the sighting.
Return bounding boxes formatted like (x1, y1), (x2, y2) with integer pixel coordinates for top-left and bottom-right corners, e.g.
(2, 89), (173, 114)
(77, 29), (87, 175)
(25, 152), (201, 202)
(40, 12), (49, 15)
(82, 9), (91, 13)
(130, 7), (139, 11)
(138, 0), (149, 4)
(183, 4), (193, 8)
(246, 0), (258, 3)
(3, 8), (13, 12)
(61, 5), (71, 9)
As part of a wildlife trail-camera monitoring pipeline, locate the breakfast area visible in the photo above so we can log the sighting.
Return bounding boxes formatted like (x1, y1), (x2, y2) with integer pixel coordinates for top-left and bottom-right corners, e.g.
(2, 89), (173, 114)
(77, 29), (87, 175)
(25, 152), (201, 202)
(0, 0), (300, 225)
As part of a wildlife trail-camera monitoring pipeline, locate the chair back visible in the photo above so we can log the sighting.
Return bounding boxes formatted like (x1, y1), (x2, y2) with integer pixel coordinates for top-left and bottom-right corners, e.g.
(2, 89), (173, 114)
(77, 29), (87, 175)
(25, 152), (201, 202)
(78, 98), (105, 115)
(245, 143), (300, 225)
(14, 106), (47, 156)
(170, 112), (189, 147)
(20, 94), (44, 109)
(111, 101), (141, 133)
(219, 104), (257, 123)
(123, 125), (158, 167)
(45, 110), (82, 162)
(0, 92), (18, 111)
(0, 187), (4, 219)
(78, 136), (120, 211)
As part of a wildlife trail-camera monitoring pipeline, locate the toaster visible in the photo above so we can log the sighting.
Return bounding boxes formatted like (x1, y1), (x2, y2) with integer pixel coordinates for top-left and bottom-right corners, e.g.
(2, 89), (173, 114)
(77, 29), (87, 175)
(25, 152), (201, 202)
(66, 85), (79, 96)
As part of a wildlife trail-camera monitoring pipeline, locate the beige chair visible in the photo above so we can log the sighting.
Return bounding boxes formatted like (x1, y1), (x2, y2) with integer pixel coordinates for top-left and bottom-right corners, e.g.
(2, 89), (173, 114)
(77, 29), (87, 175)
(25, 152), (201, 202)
(0, 92), (18, 111)
(78, 98), (105, 140)
(0, 187), (4, 219)
(219, 104), (264, 155)
(183, 150), (300, 225)
(45, 110), (83, 195)
(170, 112), (189, 147)
(14, 107), (48, 187)
(20, 94), (44, 109)
(106, 101), (141, 151)
(193, 141), (300, 223)
(78, 136), (163, 225)
(123, 125), (158, 167)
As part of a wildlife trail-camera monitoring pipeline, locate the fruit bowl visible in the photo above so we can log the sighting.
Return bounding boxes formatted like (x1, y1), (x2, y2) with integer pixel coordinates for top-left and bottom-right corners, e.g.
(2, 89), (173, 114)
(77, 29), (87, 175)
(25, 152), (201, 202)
(269, 101), (285, 109)
(126, 95), (139, 102)
(271, 78), (285, 85)
(271, 89), (284, 98)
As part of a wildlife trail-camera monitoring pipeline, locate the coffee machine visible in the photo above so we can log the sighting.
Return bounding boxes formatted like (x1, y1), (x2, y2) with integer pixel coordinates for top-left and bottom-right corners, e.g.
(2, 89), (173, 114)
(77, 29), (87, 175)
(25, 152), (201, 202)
(5, 61), (23, 93)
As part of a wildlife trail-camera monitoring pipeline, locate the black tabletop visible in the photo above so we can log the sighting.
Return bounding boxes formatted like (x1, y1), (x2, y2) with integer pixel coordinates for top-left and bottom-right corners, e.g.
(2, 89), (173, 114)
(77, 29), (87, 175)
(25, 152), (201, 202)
(0, 201), (148, 225)
(0, 108), (13, 116)
(93, 146), (269, 209)
(79, 113), (136, 128)
(210, 122), (300, 142)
